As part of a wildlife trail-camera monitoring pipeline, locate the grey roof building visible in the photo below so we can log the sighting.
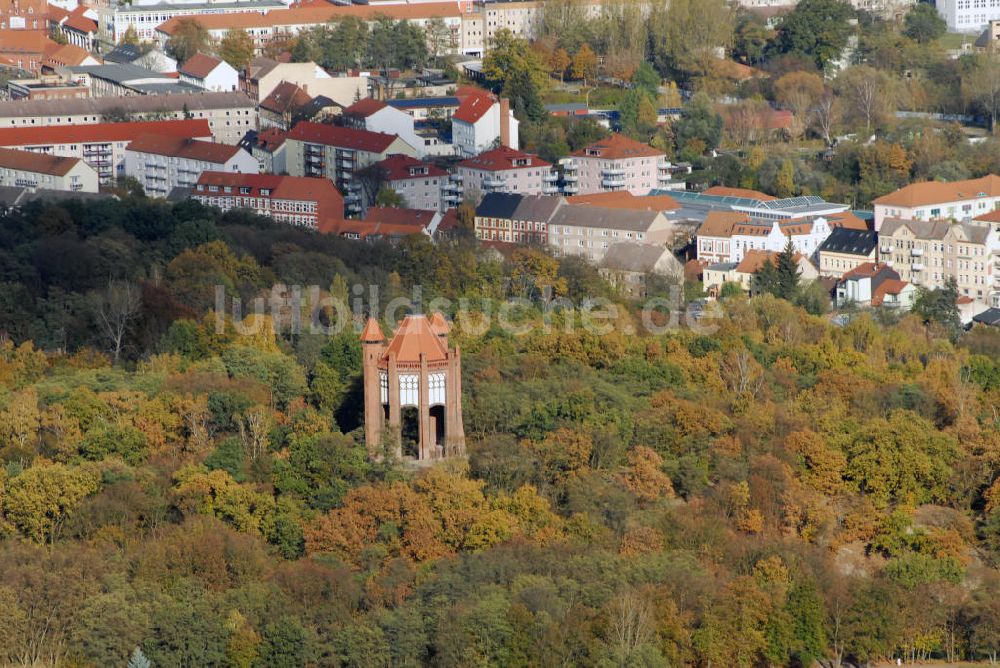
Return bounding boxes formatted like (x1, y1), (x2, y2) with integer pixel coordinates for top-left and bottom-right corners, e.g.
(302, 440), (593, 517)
(818, 227), (878, 256)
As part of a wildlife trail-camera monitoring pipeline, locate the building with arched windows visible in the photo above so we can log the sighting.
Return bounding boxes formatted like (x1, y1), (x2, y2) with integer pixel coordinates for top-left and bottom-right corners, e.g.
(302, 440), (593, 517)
(360, 312), (465, 461)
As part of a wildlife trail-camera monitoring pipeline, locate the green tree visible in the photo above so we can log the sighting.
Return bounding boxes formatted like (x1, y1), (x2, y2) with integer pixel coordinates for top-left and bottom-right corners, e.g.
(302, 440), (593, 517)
(218, 29), (254, 71)
(482, 29), (548, 94)
(570, 43), (598, 85)
(648, 0), (735, 80)
(375, 187), (405, 208)
(119, 25), (140, 46)
(166, 18), (214, 65)
(903, 3), (946, 44)
(771, 0), (856, 71)
(4, 462), (101, 543)
(912, 276), (962, 341)
(674, 92), (723, 155)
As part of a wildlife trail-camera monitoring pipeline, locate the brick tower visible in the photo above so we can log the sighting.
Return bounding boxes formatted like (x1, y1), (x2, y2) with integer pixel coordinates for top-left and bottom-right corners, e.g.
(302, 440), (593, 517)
(360, 312), (465, 460)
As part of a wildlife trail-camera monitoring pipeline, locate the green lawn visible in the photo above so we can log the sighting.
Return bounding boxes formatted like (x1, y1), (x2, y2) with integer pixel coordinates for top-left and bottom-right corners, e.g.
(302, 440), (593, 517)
(938, 32), (975, 49)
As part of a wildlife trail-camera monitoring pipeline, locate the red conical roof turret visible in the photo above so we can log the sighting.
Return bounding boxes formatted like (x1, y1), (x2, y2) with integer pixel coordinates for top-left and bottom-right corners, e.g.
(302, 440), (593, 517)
(360, 317), (385, 343)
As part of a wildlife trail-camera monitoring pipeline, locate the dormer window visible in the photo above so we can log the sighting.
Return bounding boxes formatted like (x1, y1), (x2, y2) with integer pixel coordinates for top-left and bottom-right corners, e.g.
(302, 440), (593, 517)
(260, 188), (271, 196)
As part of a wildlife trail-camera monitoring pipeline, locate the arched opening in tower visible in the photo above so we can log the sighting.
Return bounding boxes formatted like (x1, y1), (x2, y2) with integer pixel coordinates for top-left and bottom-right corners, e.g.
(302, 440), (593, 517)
(429, 405), (446, 448)
(400, 406), (420, 459)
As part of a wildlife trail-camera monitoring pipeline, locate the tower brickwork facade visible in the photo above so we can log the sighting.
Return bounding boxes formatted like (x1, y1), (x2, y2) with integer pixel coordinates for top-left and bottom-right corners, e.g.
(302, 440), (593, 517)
(361, 312), (466, 460)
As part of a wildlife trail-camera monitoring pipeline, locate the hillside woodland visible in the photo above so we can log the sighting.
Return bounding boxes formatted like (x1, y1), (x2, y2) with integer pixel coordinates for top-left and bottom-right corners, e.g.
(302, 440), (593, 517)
(0, 198), (998, 666)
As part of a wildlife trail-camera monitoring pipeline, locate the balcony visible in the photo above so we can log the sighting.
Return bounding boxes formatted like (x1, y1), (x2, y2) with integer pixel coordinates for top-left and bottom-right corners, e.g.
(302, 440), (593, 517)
(542, 185), (560, 194)
(601, 168), (626, 177)
(562, 184), (579, 194)
(562, 173), (578, 183)
(442, 182), (461, 193)
(483, 177), (506, 188)
(450, 173), (463, 182)
(911, 247), (924, 257)
(657, 173), (672, 183)
(880, 244), (893, 254)
(657, 161), (672, 171)
(344, 193), (361, 202)
(443, 193), (461, 203)
(602, 178), (626, 188)
(543, 172), (559, 183)
(912, 263), (925, 272)
(559, 159), (578, 171)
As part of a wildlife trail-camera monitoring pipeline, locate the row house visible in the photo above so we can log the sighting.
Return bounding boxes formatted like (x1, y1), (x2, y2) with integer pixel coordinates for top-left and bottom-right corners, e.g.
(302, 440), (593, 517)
(123, 133), (258, 197)
(0, 145), (98, 192)
(474, 192), (563, 246)
(192, 171), (343, 228)
(456, 146), (555, 202)
(879, 218), (1000, 304)
(374, 153), (458, 213)
(817, 227), (878, 278)
(0, 91), (256, 145)
(241, 57), (365, 107)
(873, 175), (1000, 230)
(703, 250), (820, 297)
(560, 134), (669, 196)
(284, 121), (418, 216)
(0, 118), (212, 184)
(696, 211), (834, 264)
(110, 0), (286, 43)
(548, 206), (675, 262)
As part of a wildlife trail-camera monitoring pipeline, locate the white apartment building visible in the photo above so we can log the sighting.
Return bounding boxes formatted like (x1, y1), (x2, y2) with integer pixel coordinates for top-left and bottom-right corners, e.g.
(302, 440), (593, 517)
(0, 146), (98, 193)
(0, 92), (256, 145)
(107, 0), (286, 43)
(873, 175), (1000, 230)
(452, 92), (518, 158)
(124, 134), (258, 197)
(0, 119), (213, 184)
(696, 211), (834, 264)
(241, 57), (367, 107)
(343, 99), (430, 159)
(456, 146), (555, 202)
(879, 218), (1000, 303)
(560, 134), (669, 196)
(936, 0), (1000, 32)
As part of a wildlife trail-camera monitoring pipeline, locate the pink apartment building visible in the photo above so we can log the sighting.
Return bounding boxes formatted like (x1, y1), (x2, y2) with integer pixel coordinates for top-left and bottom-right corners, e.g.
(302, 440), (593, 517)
(455, 146), (558, 202)
(560, 133), (670, 196)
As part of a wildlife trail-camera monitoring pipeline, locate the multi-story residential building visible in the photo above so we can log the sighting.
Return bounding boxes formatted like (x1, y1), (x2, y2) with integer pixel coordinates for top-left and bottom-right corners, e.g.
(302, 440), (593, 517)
(124, 133), (258, 197)
(456, 146), (555, 201)
(560, 134), (669, 196)
(474, 192), (563, 246)
(153, 2), (462, 56)
(548, 206), (675, 263)
(178, 52), (238, 92)
(108, 0), (286, 43)
(284, 121), (418, 216)
(373, 154), (456, 213)
(817, 227), (879, 278)
(451, 91), (518, 158)
(246, 127), (286, 174)
(0, 118), (212, 184)
(259, 81), (312, 131)
(936, 0), (1000, 32)
(0, 91), (256, 144)
(459, 0), (603, 56)
(696, 211), (834, 264)
(873, 175), (1000, 230)
(879, 218), (1000, 303)
(0, 146), (98, 192)
(191, 171), (343, 228)
(343, 98), (431, 158)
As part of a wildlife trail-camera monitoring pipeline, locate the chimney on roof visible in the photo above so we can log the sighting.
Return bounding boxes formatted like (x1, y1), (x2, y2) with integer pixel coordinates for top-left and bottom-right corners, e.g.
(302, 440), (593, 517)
(499, 97), (510, 148)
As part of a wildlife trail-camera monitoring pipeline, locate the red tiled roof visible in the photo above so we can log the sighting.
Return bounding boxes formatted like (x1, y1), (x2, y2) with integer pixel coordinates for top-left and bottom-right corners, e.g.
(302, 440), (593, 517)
(567, 191), (678, 211)
(286, 121), (398, 153)
(571, 133), (665, 160)
(194, 171), (343, 220)
(343, 97), (387, 118)
(63, 7), (97, 34)
(359, 317), (385, 343)
(375, 154), (448, 181)
(824, 210), (870, 231)
(42, 42), (96, 68)
(702, 185), (776, 201)
(457, 146), (550, 172)
(319, 218), (426, 240)
(698, 211), (750, 237)
(126, 134), (242, 162)
(452, 89), (496, 124)
(735, 249), (804, 274)
(260, 81), (311, 115)
(872, 278), (909, 306)
(179, 52), (224, 79)
(46, 5), (70, 25)
(842, 262), (883, 280)
(0, 145), (82, 175)
(974, 208), (1000, 223)
(0, 119), (212, 147)
(156, 2), (460, 35)
(255, 127), (286, 151)
(0, 29), (50, 55)
(363, 206), (436, 228)
(382, 313), (448, 363)
(873, 175), (1000, 208)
